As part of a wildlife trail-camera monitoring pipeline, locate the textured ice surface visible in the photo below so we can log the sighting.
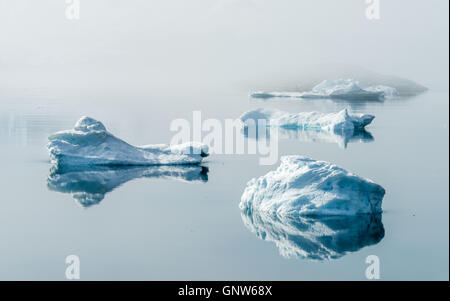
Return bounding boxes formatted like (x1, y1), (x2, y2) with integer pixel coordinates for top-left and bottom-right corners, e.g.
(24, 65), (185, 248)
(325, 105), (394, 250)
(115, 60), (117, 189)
(240, 108), (374, 134)
(47, 116), (209, 167)
(48, 165), (208, 207)
(240, 156), (385, 216)
(251, 79), (398, 100)
(241, 211), (384, 260)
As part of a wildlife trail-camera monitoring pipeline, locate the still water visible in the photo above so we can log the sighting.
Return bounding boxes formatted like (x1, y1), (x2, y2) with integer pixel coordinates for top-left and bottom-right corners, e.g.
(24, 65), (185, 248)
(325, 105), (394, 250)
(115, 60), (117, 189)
(0, 89), (448, 280)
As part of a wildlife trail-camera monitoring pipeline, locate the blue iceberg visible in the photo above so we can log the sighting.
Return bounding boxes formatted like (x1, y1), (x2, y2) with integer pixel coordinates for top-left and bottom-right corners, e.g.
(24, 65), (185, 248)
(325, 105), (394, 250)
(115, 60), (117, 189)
(240, 156), (385, 216)
(47, 117), (209, 168)
(240, 108), (374, 134)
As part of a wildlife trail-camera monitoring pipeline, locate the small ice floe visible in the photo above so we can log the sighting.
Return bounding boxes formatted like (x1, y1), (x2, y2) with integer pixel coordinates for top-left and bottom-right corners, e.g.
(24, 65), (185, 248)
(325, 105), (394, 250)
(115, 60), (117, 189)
(240, 156), (385, 216)
(47, 117), (209, 167)
(240, 108), (375, 148)
(250, 79), (398, 100)
(47, 165), (209, 207)
(240, 108), (374, 134)
(241, 211), (384, 260)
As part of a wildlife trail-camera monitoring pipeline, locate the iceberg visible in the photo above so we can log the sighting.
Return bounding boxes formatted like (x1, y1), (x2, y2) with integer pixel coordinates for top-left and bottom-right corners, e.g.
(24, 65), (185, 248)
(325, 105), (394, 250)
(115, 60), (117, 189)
(240, 156), (385, 216)
(47, 116), (209, 168)
(251, 79), (398, 100)
(247, 64), (427, 97)
(47, 165), (208, 207)
(240, 108), (374, 134)
(240, 108), (375, 148)
(241, 211), (384, 260)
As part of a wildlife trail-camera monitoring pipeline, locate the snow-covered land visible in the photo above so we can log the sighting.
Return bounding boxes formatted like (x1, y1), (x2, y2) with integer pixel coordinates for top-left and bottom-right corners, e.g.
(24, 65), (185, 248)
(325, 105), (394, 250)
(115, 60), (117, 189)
(240, 156), (385, 216)
(48, 165), (208, 207)
(47, 117), (209, 167)
(240, 108), (374, 135)
(251, 79), (398, 100)
(241, 211), (384, 260)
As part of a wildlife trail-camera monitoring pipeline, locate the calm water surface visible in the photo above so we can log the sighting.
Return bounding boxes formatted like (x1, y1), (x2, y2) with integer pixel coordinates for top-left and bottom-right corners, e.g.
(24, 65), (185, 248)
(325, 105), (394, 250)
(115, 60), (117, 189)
(0, 89), (448, 280)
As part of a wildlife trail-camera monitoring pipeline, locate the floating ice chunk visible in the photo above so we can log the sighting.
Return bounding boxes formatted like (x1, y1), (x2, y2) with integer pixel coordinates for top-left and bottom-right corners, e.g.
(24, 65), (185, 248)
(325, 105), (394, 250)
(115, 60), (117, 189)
(47, 116), (209, 167)
(250, 79), (398, 100)
(240, 156), (385, 216)
(240, 107), (375, 148)
(47, 165), (208, 207)
(241, 211), (384, 260)
(240, 108), (374, 135)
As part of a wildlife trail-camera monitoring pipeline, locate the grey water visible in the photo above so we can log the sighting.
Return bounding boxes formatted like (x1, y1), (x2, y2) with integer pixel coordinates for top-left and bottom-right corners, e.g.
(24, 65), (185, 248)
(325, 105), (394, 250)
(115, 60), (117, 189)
(0, 88), (448, 280)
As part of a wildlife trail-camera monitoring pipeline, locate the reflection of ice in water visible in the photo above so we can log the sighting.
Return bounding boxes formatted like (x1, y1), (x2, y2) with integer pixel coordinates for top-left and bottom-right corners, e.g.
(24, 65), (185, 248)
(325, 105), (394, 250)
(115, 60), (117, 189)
(243, 125), (373, 149)
(47, 165), (209, 208)
(249, 93), (387, 111)
(241, 210), (384, 260)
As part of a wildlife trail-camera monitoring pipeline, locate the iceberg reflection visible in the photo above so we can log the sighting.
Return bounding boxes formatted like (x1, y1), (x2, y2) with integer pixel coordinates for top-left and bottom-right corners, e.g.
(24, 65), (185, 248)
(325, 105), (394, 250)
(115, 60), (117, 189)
(243, 125), (373, 149)
(241, 210), (384, 261)
(47, 165), (209, 208)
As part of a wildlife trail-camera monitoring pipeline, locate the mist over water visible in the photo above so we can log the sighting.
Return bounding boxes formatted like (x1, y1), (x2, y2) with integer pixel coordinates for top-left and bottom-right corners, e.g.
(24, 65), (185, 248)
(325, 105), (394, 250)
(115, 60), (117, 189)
(0, 0), (448, 96)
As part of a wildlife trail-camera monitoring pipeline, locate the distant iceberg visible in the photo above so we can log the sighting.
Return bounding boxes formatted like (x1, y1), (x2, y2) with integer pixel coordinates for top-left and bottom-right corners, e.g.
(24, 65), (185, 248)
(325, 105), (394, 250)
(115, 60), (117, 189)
(47, 117), (209, 168)
(241, 211), (384, 260)
(248, 63), (427, 97)
(48, 165), (208, 207)
(251, 79), (398, 100)
(240, 156), (385, 216)
(240, 108), (374, 135)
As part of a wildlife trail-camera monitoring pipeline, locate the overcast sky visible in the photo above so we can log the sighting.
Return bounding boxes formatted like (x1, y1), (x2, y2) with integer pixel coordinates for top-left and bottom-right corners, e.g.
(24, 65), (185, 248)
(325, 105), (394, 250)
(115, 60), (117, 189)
(0, 0), (448, 94)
